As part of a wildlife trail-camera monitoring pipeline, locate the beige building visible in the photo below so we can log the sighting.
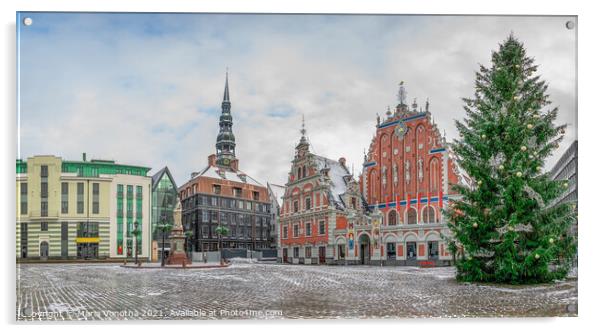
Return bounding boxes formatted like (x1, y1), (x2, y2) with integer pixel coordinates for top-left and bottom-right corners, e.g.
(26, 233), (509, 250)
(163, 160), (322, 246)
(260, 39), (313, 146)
(16, 154), (151, 261)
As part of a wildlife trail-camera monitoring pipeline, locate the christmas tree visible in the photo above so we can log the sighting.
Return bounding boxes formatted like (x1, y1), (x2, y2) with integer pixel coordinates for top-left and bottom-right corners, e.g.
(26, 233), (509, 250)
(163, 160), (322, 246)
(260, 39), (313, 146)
(446, 35), (576, 284)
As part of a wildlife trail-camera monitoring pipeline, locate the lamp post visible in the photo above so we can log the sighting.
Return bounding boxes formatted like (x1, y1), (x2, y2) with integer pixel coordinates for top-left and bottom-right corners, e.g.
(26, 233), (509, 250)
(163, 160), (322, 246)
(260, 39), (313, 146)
(158, 218), (172, 267)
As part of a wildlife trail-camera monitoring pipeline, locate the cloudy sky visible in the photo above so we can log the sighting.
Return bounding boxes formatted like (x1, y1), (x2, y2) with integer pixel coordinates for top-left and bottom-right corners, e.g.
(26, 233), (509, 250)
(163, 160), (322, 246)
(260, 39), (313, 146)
(17, 13), (577, 187)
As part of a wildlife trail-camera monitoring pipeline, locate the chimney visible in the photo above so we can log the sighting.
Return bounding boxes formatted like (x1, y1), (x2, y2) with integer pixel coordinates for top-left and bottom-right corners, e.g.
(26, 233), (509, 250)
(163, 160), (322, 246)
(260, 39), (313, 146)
(338, 157), (346, 167)
(82, 152), (87, 162)
(208, 154), (217, 167)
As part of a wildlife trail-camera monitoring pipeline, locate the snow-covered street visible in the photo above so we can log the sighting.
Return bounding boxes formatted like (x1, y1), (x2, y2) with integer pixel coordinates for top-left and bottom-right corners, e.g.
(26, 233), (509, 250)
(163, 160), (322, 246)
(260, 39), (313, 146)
(16, 261), (577, 320)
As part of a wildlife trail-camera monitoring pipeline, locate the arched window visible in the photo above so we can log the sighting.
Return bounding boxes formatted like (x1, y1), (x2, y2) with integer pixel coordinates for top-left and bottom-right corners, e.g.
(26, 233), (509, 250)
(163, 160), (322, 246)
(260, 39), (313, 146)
(302, 166), (307, 178)
(305, 197), (311, 210)
(407, 208), (417, 225)
(297, 167), (301, 180)
(388, 210), (398, 226)
(422, 206), (437, 224)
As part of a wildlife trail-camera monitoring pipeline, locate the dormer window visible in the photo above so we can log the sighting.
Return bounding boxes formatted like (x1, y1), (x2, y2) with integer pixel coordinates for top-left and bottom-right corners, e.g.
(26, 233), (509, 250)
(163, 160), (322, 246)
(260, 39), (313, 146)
(213, 184), (221, 195)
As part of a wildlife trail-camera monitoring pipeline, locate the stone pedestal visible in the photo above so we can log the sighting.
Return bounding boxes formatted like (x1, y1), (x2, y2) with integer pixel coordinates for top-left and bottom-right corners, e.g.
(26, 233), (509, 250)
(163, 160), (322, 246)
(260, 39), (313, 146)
(166, 200), (190, 265)
(166, 225), (190, 265)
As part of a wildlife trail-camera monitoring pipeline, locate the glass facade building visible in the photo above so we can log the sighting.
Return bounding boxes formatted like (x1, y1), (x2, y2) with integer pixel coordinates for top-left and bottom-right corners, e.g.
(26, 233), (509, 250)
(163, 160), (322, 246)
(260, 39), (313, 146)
(151, 167), (179, 259)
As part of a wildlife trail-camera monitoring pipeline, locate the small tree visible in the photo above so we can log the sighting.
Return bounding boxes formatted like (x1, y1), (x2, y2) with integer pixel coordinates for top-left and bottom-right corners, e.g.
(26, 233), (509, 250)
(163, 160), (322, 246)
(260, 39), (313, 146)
(215, 225), (229, 264)
(447, 34), (576, 284)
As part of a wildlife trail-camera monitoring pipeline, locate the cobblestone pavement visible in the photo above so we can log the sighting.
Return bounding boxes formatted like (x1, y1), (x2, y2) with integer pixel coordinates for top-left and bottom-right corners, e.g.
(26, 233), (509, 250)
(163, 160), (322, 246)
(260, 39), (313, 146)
(16, 261), (577, 320)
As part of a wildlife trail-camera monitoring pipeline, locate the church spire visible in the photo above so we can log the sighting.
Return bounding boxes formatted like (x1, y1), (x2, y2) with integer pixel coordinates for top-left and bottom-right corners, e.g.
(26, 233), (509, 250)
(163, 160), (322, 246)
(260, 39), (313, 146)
(223, 68), (230, 102)
(216, 70), (237, 170)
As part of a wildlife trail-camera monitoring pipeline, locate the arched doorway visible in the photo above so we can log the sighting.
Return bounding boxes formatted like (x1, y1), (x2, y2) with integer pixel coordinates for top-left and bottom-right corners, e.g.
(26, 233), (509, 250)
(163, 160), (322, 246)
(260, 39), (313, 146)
(358, 233), (371, 265)
(39, 241), (49, 260)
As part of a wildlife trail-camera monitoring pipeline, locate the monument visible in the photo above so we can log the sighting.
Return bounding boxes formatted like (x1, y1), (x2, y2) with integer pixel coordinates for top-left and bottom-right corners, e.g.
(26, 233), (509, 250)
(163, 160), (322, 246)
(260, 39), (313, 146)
(166, 200), (190, 265)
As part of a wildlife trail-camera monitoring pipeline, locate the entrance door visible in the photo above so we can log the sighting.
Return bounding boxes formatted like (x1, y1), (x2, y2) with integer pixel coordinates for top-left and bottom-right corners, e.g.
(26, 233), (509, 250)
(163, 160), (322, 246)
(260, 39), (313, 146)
(282, 248), (288, 263)
(359, 234), (371, 265)
(406, 242), (417, 260)
(428, 241), (439, 260)
(39, 241), (49, 260)
(318, 246), (326, 264)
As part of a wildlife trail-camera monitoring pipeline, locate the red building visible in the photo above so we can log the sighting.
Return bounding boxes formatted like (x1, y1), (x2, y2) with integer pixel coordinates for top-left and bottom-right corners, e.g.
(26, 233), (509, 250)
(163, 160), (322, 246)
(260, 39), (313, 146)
(278, 120), (370, 264)
(358, 82), (468, 266)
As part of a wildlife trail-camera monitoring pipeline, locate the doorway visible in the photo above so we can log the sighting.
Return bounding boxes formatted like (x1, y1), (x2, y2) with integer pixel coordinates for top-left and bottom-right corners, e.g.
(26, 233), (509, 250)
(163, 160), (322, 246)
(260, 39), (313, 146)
(428, 241), (439, 260)
(359, 234), (370, 265)
(282, 248), (288, 263)
(39, 241), (49, 259)
(318, 246), (326, 264)
(406, 242), (417, 261)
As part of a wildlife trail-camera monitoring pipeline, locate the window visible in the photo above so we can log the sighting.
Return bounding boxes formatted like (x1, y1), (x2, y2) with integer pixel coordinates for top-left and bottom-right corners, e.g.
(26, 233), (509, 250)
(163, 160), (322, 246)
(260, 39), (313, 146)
(423, 206), (437, 224)
(351, 197), (357, 210)
(407, 208), (417, 225)
(41, 201), (48, 217)
(305, 222), (311, 236)
(92, 183), (100, 214)
(282, 226), (288, 239)
(388, 210), (398, 226)
(202, 211), (209, 222)
(20, 182), (28, 214)
(234, 187), (242, 198)
(302, 166), (307, 178)
(293, 224), (299, 237)
(213, 185), (221, 195)
(77, 222), (99, 238)
(319, 221), (325, 235)
(293, 247), (299, 258)
(61, 182), (69, 214)
(211, 196), (218, 206)
(293, 201), (299, 213)
(40, 165), (48, 177)
(305, 197), (311, 210)
(253, 191), (259, 201)
(77, 182), (84, 214)
(305, 246), (312, 258)
(41, 222), (48, 231)
(40, 182), (48, 198)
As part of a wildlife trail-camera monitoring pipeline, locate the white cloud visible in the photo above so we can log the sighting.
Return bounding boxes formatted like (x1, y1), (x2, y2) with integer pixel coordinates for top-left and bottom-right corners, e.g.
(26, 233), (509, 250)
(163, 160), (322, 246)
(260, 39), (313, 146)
(18, 13), (576, 186)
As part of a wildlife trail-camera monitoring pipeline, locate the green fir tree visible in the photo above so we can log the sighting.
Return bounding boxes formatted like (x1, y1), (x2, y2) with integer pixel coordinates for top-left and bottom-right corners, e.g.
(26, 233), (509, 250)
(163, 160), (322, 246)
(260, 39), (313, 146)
(446, 35), (576, 284)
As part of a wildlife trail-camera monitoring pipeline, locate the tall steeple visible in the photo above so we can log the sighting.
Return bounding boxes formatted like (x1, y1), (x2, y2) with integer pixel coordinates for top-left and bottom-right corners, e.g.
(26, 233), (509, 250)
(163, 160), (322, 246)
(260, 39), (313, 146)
(216, 70), (238, 170)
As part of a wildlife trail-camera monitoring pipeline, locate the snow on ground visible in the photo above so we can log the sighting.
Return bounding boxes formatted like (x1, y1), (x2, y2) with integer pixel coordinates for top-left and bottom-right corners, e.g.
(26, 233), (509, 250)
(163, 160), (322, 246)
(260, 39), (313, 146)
(16, 261), (577, 320)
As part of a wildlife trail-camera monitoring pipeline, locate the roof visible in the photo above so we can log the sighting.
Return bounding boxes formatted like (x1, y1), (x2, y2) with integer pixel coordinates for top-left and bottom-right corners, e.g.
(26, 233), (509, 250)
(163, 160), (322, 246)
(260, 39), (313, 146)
(192, 165), (264, 187)
(314, 155), (353, 210)
(267, 183), (286, 208)
(151, 166), (178, 191)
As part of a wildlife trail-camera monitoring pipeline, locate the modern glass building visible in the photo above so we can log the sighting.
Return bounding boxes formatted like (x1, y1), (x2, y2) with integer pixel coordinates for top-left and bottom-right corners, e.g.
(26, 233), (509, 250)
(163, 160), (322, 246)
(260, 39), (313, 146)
(151, 166), (178, 261)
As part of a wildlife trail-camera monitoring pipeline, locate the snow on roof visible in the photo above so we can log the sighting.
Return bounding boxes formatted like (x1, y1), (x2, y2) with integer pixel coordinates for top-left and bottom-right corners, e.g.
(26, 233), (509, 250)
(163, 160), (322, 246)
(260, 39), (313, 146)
(194, 165), (264, 187)
(314, 155), (352, 209)
(267, 183), (286, 208)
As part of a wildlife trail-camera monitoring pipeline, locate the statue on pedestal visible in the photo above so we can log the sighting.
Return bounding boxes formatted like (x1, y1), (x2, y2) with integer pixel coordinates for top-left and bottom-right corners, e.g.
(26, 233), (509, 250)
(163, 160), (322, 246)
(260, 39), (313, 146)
(166, 200), (191, 265)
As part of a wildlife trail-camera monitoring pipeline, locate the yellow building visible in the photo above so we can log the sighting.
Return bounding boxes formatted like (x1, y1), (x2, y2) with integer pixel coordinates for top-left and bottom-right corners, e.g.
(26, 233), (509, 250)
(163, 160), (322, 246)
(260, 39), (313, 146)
(16, 154), (151, 261)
